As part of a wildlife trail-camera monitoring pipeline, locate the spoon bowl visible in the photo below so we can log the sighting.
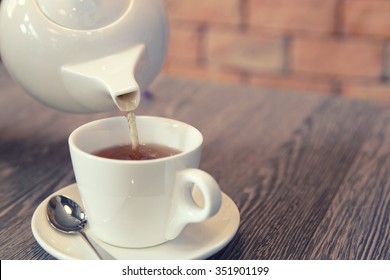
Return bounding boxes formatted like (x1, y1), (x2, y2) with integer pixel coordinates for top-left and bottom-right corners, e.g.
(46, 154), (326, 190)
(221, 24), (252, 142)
(47, 195), (86, 232)
(46, 195), (114, 260)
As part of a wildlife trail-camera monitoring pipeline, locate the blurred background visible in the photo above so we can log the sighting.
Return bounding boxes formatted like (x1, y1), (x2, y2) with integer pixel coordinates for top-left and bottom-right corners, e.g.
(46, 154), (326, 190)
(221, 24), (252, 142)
(0, 0), (389, 103)
(163, 0), (390, 103)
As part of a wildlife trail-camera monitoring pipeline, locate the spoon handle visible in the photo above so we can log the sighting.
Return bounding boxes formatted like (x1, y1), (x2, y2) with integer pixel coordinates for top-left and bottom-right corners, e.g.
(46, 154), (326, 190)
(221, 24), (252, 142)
(79, 231), (115, 260)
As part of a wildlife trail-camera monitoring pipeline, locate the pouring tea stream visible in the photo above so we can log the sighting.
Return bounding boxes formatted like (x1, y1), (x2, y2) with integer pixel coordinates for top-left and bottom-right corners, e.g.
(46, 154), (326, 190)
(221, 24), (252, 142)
(0, 0), (170, 254)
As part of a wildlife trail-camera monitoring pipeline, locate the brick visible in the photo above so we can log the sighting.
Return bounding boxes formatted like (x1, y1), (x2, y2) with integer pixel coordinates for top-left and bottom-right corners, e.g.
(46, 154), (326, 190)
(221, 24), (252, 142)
(162, 59), (243, 84)
(249, 73), (335, 94)
(166, 22), (200, 64)
(247, 0), (337, 34)
(164, 0), (241, 25)
(291, 37), (382, 78)
(384, 42), (390, 80)
(206, 27), (286, 74)
(344, 0), (390, 38)
(341, 83), (390, 103)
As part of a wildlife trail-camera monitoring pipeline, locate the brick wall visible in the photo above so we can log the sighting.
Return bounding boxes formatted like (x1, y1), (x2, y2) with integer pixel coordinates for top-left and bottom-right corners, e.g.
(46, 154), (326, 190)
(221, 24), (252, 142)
(163, 0), (390, 102)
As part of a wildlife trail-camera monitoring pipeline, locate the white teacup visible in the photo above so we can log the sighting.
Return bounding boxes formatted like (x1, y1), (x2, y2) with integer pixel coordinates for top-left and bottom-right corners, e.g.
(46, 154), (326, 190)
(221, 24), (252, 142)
(68, 116), (222, 248)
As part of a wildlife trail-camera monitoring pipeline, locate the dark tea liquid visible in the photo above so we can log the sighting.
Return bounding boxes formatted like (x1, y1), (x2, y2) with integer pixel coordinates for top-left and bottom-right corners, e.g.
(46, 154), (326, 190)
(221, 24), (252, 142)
(104, 110), (180, 160)
(93, 143), (181, 160)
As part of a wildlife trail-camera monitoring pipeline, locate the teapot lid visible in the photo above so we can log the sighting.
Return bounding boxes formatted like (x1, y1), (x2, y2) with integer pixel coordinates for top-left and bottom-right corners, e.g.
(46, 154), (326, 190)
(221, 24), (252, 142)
(35, 0), (131, 30)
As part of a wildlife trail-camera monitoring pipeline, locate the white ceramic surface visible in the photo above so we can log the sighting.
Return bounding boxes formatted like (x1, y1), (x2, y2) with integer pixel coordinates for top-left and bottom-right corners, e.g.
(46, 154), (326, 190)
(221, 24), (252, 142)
(31, 184), (240, 260)
(0, 0), (168, 112)
(36, 0), (130, 30)
(68, 116), (222, 248)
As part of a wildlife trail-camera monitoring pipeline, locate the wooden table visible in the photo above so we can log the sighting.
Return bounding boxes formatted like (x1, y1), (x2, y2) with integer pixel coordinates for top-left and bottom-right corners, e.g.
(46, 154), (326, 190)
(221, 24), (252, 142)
(0, 63), (389, 260)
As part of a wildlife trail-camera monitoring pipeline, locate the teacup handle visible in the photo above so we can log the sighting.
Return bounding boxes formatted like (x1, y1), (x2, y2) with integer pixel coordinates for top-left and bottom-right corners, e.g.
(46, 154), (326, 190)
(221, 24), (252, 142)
(165, 168), (222, 240)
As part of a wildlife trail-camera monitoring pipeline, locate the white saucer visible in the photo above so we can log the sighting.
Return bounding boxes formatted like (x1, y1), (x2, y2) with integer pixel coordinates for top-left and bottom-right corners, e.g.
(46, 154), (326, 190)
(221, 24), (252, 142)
(31, 183), (240, 260)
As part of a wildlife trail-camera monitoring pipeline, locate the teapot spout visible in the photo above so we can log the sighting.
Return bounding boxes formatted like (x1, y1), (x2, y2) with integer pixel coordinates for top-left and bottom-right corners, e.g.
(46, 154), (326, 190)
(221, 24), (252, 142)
(61, 44), (147, 112)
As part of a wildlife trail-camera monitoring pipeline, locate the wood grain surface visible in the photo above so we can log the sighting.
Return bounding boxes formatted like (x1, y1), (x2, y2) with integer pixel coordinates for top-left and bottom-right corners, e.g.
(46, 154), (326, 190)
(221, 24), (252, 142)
(0, 63), (389, 260)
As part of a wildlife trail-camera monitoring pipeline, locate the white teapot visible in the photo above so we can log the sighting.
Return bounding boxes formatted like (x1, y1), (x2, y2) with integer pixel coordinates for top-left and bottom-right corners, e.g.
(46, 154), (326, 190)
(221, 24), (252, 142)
(0, 0), (168, 112)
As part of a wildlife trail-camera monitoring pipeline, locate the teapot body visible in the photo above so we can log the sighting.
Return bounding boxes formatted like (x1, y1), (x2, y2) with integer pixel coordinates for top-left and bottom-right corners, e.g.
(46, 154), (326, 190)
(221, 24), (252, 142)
(0, 0), (168, 112)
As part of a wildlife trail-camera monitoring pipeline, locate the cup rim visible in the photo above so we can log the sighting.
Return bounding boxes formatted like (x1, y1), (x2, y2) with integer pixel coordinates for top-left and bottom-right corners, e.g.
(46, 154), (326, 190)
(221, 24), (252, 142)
(68, 115), (203, 164)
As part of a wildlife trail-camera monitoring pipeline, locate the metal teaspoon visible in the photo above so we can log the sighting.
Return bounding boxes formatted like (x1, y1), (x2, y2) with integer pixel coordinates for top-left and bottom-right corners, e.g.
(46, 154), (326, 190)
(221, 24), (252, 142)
(46, 195), (115, 260)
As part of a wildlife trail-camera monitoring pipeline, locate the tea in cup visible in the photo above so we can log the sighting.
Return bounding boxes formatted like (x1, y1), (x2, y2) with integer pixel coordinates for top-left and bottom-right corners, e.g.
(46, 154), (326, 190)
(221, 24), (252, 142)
(68, 116), (222, 248)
